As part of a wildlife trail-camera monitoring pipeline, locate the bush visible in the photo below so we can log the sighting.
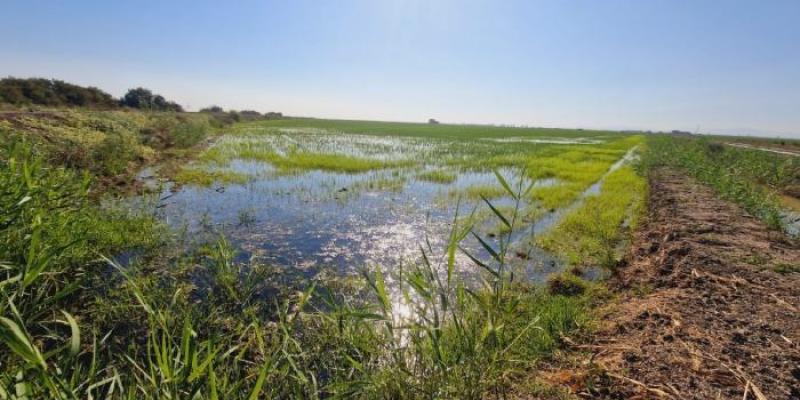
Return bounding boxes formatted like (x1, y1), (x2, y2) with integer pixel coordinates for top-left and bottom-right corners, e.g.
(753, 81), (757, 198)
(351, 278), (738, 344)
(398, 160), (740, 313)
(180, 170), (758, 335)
(121, 87), (183, 112)
(0, 77), (119, 109)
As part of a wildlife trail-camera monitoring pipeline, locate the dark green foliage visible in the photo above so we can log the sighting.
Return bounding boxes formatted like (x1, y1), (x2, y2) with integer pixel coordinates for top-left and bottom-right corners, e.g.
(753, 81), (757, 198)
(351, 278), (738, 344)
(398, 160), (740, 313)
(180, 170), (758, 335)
(199, 105), (224, 113)
(0, 77), (119, 109)
(201, 107), (282, 121)
(121, 87), (183, 112)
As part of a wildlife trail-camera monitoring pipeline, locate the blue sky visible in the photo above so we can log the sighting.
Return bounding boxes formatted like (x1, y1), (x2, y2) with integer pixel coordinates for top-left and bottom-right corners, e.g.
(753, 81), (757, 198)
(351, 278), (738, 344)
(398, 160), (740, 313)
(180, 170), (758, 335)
(2, 0), (799, 136)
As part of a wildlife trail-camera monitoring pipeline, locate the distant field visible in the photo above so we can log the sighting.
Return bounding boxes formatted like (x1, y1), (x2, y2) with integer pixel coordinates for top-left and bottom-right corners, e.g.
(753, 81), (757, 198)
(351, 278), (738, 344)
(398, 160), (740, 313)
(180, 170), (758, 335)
(250, 117), (625, 138)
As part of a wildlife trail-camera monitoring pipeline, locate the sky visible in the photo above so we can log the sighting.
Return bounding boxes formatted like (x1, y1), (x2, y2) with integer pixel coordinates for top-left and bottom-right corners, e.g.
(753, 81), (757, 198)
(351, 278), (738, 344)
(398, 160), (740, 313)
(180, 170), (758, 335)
(1, 0), (799, 137)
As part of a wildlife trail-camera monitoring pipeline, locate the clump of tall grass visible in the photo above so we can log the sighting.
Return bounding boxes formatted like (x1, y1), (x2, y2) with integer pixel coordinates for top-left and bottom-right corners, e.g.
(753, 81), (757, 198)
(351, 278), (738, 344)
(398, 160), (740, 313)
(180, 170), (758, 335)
(417, 169), (457, 184)
(0, 141), (163, 398)
(174, 167), (251, 186)
(452, 184), (509, 200)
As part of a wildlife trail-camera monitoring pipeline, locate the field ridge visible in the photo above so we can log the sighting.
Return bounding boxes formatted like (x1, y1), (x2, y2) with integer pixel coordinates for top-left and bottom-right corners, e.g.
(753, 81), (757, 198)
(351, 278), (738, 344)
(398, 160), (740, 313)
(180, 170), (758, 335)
(589, 168), (800, 399)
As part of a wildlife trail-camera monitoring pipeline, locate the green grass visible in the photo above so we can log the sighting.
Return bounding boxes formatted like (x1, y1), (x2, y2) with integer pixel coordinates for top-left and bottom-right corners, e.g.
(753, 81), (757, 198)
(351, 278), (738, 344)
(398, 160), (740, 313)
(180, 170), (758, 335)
(0, 109), (229, 183)
(644, 136), (784, 229)
(537, 165), (646, 267)
(197, 137), (408, 173)
(246, 118), (621, 139)
(459, 184), (509, 200)
(174, 167), (251, 186)
(417, 169), (457, 184)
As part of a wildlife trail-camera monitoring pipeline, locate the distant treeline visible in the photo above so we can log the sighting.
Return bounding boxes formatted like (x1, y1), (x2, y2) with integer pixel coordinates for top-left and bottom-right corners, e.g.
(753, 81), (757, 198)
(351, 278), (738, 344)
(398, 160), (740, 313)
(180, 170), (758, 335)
(0, 77), (283, 118)
(0, 77), (119, 109)
(198, 105), (283, 123)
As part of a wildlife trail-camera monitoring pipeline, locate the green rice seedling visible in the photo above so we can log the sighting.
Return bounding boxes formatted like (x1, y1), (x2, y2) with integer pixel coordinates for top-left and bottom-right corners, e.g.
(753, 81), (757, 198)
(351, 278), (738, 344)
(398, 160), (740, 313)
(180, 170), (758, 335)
(417, 169), (457, 184)
(243, 118), (619, 139)
(456, 184), (509, 200)
(529, 182), (585, 210)
(174, 167), (251, 186)
(194, 134), (412, 173)
(538, 165), (646, 268)
(348, 175), (407, 192)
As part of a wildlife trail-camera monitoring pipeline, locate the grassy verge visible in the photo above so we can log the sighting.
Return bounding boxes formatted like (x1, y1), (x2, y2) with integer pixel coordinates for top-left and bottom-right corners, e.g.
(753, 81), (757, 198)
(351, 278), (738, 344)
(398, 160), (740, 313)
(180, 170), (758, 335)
(643, 135), (784, 229)
(0, 109), (233, 190)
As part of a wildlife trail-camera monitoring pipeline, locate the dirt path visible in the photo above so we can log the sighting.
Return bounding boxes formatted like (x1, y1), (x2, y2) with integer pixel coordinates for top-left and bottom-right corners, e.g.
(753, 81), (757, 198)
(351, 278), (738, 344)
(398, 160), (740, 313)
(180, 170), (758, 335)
(590, 169), (800, 399)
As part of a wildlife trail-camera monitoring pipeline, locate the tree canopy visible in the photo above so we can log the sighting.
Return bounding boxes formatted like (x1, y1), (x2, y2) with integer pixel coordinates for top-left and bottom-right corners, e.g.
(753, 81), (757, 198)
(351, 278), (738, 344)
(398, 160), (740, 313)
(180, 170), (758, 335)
(0, 77), (119, 108)
(121, 87), (183, 112)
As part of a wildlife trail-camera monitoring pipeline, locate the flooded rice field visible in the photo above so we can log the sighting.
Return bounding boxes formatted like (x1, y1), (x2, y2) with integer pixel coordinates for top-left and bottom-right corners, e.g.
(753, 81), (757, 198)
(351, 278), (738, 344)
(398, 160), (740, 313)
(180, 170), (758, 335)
(133, 126), (639, 289)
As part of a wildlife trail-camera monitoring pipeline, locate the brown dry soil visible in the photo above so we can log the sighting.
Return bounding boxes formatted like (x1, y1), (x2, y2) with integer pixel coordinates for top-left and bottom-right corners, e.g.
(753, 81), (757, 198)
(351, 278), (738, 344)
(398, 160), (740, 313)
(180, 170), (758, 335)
(573, 169), (800, 399)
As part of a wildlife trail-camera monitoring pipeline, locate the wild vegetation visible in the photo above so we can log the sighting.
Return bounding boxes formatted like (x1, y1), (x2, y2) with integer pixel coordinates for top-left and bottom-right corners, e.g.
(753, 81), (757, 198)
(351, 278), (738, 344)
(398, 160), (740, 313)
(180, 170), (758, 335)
(644, 135), (789, 229)
(0, 78), (119, 109)
(0, 110), (232, 188)
(0, 78), (183, 112)
(120, 87), (183, 112)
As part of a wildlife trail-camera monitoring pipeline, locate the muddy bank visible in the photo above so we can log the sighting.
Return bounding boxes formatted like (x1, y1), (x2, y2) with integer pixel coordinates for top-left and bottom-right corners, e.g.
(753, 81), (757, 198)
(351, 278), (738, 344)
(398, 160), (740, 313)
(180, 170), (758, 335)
(589, 169), (800, 399)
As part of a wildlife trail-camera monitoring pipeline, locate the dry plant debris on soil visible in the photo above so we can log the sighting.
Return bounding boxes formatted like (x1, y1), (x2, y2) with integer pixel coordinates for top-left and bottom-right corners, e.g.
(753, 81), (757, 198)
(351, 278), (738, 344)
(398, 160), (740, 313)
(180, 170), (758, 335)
(586, 169), (800, 399)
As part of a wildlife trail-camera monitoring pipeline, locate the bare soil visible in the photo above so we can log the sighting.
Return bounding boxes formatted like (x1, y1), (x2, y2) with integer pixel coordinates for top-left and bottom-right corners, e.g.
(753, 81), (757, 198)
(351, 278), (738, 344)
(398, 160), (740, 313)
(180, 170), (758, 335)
(587, 169), (800, 399)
